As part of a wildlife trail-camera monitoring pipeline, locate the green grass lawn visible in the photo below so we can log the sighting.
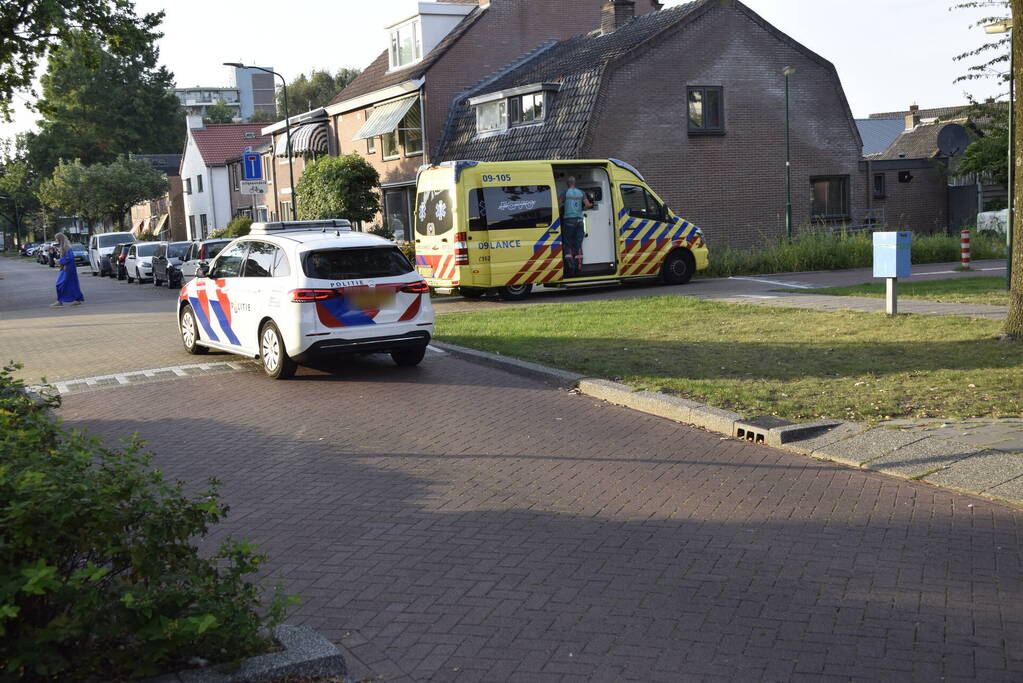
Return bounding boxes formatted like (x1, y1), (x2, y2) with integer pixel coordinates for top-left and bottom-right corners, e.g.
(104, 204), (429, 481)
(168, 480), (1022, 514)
(437, 296), (1023, 423)
(778, 276), (1009, 306)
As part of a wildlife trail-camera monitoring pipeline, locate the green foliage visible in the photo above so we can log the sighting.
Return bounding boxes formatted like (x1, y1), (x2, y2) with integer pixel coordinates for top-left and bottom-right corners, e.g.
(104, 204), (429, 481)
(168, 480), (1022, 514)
(278, 68), (360, 114)
(983, 198), (1008, 211)
(296, 153), (380, 222)
(0, 0), (164, 120)
(137, 230), (159, 241)
(204, 99), (236, 125)
(952, 1), (1011, 92)
(23, 31), (185, 178)
(246, 109), (277, 123)
(39, 157), (167, 230)
(958, 122), (1007, 183)
(368, 223), (395, 240)
(210, 216), (252, 239)
(702, 229), (1007, 278)
(0, 363), (297, 680)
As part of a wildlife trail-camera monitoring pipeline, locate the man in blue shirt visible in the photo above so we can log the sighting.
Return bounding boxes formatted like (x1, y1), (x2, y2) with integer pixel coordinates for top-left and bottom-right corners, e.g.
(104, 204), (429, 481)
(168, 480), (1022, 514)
(559, 176), (591, 278)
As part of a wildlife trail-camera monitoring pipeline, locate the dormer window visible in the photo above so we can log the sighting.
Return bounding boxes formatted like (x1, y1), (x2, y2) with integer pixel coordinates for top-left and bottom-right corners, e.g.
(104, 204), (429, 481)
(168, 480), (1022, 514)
(470, 83), (560, 136)
(476, 100), (508, 133)
(389, 20), (422, 69)
(509, 93), (545, 126)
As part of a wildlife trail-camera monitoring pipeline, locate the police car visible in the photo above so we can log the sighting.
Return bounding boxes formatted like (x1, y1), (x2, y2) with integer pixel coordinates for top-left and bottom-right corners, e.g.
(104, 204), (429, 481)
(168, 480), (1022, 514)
(177, 220), (434, 379)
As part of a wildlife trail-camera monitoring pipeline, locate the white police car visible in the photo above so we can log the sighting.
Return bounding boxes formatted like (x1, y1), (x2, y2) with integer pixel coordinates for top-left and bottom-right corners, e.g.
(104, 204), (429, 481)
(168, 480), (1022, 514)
(177, 220), (434, 379)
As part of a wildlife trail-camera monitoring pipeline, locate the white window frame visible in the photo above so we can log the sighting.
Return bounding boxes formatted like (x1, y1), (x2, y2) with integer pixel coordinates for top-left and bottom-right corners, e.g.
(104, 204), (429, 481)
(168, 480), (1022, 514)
(476, 100), (508, 134)
(388, 19), (422, 70)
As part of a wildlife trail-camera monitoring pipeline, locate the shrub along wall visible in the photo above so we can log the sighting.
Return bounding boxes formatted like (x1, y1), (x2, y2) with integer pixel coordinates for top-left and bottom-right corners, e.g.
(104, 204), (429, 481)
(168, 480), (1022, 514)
(0, 363), (296, 681)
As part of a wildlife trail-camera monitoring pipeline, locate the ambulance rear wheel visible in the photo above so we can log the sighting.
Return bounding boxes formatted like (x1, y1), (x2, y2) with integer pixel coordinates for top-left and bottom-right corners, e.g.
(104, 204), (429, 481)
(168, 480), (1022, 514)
(459, 286), (486, 299)
(497, 284), (532, 301)
(260, 321), (297, 380)
(660, 250), (695, 286)
(179, 305), (208, 355)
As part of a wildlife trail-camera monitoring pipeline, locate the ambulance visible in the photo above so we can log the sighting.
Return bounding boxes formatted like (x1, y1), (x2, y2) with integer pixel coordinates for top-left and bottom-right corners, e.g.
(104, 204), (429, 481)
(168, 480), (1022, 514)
(412, 159), (708, 300)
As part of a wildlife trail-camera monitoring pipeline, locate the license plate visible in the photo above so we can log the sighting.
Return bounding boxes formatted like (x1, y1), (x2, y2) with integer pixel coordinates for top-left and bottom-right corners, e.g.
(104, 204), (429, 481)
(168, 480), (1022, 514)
(417, 265), (434, 278)
(348, 290), (394, 309)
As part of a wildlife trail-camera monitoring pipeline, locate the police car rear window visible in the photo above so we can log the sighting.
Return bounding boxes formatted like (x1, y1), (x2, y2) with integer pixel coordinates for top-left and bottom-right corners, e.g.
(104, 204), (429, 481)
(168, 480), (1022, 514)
(303, 247), (413, 280)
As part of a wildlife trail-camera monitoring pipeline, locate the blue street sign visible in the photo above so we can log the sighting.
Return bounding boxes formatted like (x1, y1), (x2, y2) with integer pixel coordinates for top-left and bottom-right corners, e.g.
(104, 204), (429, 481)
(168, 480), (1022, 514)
(242, 152), (262, 181)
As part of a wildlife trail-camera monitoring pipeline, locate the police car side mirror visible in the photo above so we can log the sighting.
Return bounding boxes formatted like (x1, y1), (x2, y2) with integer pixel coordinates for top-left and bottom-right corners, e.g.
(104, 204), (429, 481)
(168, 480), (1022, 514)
(197, 262), (210, 278)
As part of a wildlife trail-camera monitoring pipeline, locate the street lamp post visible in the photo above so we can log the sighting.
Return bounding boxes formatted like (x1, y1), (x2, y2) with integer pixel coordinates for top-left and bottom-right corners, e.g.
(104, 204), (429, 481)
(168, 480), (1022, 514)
(223, 63), (297, 219)
(0, 195), (22, 250)
(985, 20), (1013, 290)
(783, 65), (796, 241)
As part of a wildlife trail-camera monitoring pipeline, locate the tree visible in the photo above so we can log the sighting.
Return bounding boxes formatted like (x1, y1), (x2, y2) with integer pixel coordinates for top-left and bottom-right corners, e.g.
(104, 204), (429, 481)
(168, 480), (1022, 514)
(0, 141), (40, 246)
(204, 99), (235, 124)
(38, 157), (168, 232)
(24, 31), (185, 178)
(0, 0), (164, 120)
(957, 124), (1008, 184)
(246, 109), (277, 124)
(295, 154), (379, 222)
(277, 68), (361, 113)
(1007, 0), (1023, 339)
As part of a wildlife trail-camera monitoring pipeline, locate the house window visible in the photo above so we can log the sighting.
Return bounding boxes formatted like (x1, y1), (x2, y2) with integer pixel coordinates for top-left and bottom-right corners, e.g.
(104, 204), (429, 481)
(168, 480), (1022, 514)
(184, 178), (192, 194)
(476, 100), (508, 134)
(199, 213), (208, 239)
(196, 174), (204, 193)
(382, 130), (400, 159)
(230, 165), (239, 191)
(509, 92), (545, 126)
(873, 173), (886, 198)
(367, 136), (376, 154)
(188, 214), (195, 239)
(810, 176), (849, 219)
(280, 201), (294, 221)
(263, 156), (271, 181)
(400, 105), (423, 156)
(687, 86), (724, 134)
(389, 20), (422, 69)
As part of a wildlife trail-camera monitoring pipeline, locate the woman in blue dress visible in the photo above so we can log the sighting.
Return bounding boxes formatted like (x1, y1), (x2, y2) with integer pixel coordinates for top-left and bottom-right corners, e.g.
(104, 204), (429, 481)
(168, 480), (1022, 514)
(51, 232), (84, 307)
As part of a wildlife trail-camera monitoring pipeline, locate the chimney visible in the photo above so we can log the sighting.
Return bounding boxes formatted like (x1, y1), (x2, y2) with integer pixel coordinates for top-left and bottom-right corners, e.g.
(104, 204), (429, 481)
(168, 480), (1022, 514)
(601, 0), (636, 35)
(905, 103), (920, 131)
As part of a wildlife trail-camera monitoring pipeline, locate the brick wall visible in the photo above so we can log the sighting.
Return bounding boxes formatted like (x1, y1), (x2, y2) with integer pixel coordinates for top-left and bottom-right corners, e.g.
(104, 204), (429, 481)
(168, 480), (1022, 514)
(585, 2), (865, 250)
(870, 164), (948, 234)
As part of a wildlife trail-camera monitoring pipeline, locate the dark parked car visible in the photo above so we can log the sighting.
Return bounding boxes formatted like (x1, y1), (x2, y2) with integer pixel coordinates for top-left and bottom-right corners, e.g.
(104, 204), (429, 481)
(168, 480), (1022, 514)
(113, 242), (133, 280)
(152, 240), (191, 288)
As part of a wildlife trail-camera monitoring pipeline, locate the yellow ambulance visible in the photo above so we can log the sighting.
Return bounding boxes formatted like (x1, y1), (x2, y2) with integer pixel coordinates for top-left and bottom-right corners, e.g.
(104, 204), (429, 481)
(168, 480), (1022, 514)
(412, 159), (708, 300)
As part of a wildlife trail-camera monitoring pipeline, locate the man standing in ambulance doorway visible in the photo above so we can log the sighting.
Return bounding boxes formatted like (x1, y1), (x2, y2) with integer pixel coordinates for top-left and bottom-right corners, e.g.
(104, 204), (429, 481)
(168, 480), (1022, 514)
(559, 176), (591, 278)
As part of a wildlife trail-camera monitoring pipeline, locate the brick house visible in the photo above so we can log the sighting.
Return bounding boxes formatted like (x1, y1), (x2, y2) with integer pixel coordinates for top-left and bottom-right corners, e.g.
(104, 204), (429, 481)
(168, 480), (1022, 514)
(258, 109), (332, 222)
(319, 0), (662, 239)
(436, 0), (867, 249)
(127, 154), (186, 241)
(180, 119), (270, 239)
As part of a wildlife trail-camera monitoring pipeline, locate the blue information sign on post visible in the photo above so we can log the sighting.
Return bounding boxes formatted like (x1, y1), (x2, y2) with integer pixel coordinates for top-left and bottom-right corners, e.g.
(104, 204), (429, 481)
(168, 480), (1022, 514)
(242, 152), (262, 181)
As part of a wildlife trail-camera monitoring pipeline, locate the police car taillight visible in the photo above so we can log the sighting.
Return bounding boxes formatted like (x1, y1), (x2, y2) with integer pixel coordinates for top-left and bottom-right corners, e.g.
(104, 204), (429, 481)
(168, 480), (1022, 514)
(454, 232), (468, 265)
(400, 280), (430, 294)
(290, 288), (337, 302)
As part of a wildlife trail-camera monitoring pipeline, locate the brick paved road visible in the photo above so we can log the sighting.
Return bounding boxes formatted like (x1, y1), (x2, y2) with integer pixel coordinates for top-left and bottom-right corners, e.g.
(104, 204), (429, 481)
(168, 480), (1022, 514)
(60, 356), (1023, 682)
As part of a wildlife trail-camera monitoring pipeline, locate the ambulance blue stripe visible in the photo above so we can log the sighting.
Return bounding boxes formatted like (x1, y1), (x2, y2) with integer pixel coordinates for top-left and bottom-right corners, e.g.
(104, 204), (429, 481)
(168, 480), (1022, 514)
(627, 220), (648, 242)
(671, 220), (689, 241)
(619, 207), (628, 219)
(209, 300), (241, 346)
(620, 217), (635, 235)
(188, 296), (219, 342)
(655, 223), (672, 242)
(641, 221), (660, 243)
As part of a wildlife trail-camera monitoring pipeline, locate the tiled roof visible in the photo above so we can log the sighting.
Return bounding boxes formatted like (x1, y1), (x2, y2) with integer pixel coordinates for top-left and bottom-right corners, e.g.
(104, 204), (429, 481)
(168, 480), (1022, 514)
(328, 7), (485, 106)
(868, 118), (973, 160)
(855, 118), (905, 156)
(868, 105), (989, 120)
(438, 1), (705, 162)
(190, 124), (271, 166)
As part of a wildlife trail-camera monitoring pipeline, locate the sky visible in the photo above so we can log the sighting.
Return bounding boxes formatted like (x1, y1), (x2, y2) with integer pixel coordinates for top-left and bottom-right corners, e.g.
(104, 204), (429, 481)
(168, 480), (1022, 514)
(0, 0), (1009, 142)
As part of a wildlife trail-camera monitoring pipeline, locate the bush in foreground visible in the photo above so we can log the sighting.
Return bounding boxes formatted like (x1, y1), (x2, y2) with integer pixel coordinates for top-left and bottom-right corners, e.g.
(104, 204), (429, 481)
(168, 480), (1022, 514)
(0, 363), (295, 680)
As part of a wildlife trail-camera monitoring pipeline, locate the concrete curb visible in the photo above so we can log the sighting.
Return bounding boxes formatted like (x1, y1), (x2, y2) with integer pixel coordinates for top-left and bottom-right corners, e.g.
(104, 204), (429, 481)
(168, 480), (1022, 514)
(434, 340), (1023, 507)
(148, 625), (346, 682)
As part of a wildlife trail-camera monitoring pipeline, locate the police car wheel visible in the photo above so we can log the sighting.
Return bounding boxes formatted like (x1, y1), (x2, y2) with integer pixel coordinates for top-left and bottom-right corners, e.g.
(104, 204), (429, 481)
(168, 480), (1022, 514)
(660, 250), (695, 286)
(497, 284), (532, 301)
(260, 321), (297, 380)
(180, 305), (208, 355)
(391, 344), (427, 368)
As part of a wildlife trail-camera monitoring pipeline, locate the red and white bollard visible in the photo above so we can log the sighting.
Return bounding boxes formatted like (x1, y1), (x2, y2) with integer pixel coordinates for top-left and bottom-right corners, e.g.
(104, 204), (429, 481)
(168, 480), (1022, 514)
(960, 229), (971, 266)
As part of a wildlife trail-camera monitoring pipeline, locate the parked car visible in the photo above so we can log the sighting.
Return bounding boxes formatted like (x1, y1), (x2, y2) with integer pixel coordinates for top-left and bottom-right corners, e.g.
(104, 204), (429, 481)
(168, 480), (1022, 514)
(70, 243), (88, 266)
(178, 238), (231, 283)
(113, 243), (133, 280)
(124, 242), (159, 283)
(37, 242), (58, 266)
(177, 220), (433, 379)
(152, 241), (191, 288)
(19, 242), (40, 257)
(88, 231), (135, 277)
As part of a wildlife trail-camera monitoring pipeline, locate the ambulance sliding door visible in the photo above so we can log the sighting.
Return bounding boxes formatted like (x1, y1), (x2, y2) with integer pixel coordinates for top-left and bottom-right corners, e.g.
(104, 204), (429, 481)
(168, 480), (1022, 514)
(466, 176), (561, 287)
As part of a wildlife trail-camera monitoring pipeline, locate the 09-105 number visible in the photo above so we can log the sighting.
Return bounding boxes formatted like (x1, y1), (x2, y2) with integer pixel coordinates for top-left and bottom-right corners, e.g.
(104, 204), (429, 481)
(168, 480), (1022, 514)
(481, 174), (511, 183)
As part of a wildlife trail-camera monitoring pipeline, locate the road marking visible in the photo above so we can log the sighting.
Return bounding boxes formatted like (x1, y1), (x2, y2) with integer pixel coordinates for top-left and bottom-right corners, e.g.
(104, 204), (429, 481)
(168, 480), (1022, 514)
(31, 360), (257, 396)
(427, 345), (447, 355)
(915, 266), (1005, 275)
(728, 276), (815, 289)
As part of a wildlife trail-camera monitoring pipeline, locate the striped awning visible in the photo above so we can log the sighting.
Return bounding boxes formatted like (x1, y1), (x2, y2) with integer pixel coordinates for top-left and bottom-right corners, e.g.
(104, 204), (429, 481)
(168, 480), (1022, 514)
(275, 122), (330, 157)
(353, 96), (419, 140)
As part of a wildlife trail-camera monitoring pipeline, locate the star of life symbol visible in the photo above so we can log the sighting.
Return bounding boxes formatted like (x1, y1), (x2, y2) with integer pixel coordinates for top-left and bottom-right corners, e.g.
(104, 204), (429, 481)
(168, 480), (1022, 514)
(434, 200), (447, 222)
(418, 200), (427, 222)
